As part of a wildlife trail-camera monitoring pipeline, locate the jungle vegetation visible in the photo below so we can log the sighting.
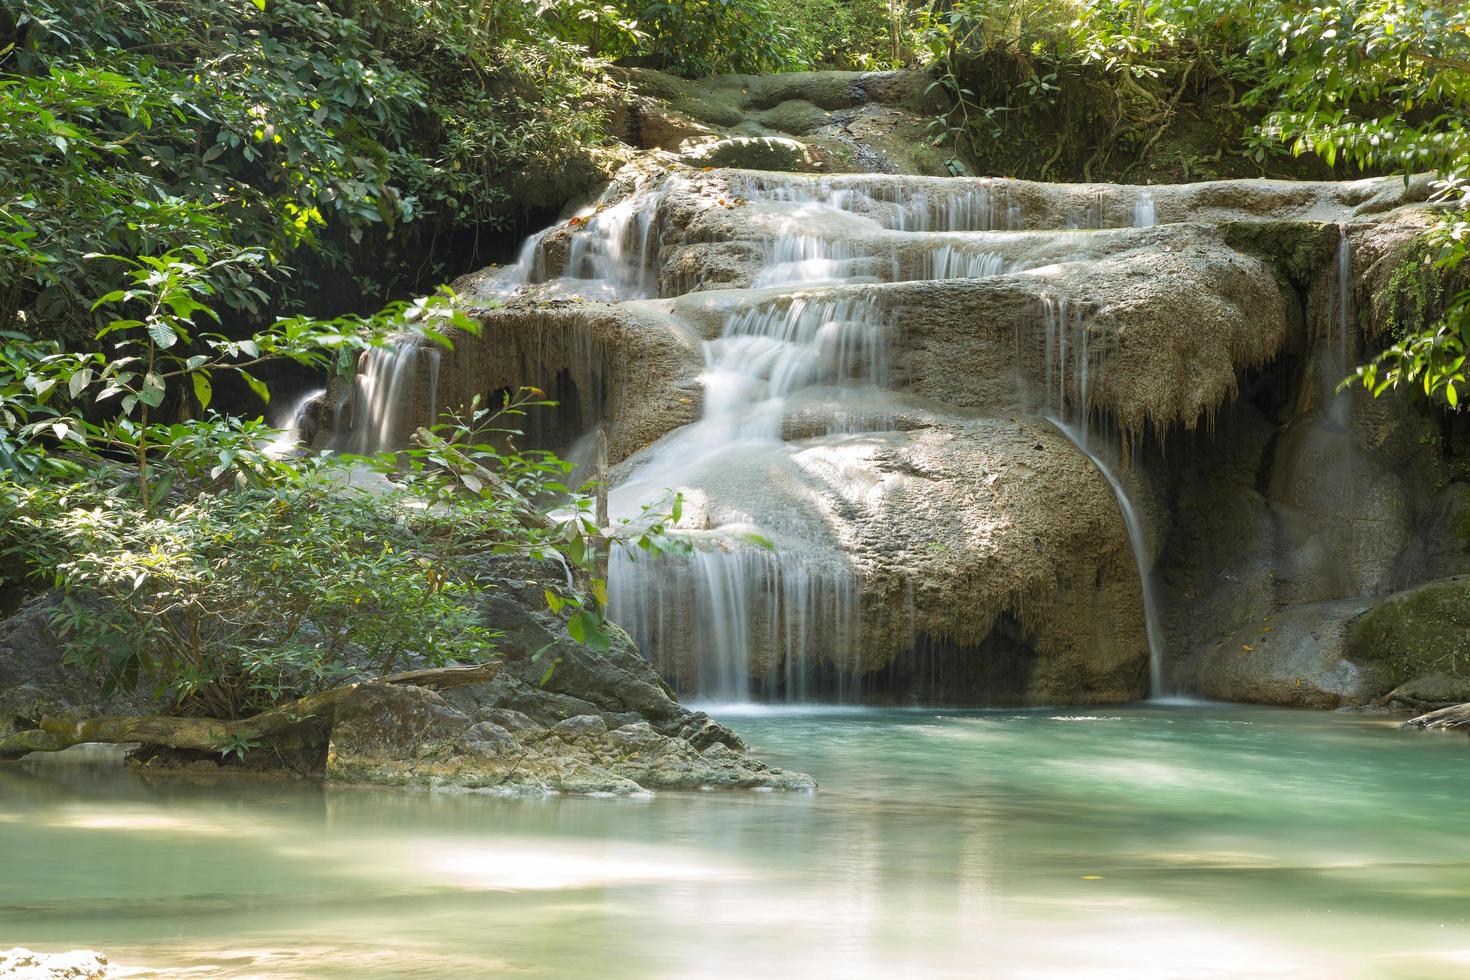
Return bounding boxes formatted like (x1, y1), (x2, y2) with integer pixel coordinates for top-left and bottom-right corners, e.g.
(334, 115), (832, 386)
(0, 0), (1467, 736)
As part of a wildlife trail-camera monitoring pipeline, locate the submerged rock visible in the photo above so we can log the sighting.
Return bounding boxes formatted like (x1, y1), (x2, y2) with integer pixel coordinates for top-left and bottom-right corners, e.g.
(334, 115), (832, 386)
(0, 949), (110, 979)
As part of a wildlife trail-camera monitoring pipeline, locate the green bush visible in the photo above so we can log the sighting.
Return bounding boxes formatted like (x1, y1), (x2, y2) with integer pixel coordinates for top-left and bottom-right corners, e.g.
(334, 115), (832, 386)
(1, 0), (614, 340)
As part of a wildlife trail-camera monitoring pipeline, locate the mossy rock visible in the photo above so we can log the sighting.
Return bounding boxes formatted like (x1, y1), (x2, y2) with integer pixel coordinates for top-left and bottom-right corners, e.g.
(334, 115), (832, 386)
(756, 99), (829, 136)
(682, 136), (823, 173)
(1221, 220), (1338, 292)
(1347, 576), (1470, 687)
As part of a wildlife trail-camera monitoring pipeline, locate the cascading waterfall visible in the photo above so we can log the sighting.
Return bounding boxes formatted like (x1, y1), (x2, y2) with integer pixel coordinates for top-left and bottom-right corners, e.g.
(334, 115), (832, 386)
(343, 336), (441, 455)
(331, 170), (1185, 703)
(479, 176), (678, 301)
(1030, 298), (1168, 696)
(605, 291), (890, 701)
(726, 173), (1015, 232)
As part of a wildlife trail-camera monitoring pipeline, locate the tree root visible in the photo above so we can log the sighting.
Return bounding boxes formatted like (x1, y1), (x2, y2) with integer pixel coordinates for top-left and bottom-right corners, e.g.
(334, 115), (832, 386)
(0, 662), (501, 762)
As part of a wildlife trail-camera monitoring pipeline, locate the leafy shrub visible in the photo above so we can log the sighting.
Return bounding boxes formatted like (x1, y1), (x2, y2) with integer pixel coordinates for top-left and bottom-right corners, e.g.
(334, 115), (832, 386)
(7, 473), (497, 717)
(0, 0), (615, 340)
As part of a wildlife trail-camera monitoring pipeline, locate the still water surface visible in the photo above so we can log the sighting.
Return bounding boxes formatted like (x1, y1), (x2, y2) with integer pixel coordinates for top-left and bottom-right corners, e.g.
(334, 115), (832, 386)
(3, 703), (1469, 978)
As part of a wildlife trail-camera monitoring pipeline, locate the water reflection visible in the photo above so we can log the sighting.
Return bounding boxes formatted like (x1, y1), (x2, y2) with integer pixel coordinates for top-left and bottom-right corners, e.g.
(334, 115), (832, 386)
(2, 706), (1469, 978)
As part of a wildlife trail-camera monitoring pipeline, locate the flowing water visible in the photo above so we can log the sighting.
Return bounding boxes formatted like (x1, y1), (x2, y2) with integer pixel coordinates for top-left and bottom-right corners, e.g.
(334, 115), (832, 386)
(4, 705), (1469, 978)
(579, 175), (1171, 699)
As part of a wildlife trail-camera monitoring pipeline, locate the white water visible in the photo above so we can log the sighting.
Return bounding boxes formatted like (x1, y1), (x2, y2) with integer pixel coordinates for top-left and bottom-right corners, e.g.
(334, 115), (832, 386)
(341, 336), (441, 455)
(263, 387), (326, 458)
(1029, 297), (1168, 695)
(605, 289), (890, 700)
(1134, 190), (1157, 227)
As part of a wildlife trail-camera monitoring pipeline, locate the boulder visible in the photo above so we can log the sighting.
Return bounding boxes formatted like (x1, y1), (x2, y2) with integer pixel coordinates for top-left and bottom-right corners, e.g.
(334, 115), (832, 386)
(1173, 599), (1377, 707)
(323, 682), (813, 794)
(1345, 576), (1470, 690)
(610, 414), (1152, 703)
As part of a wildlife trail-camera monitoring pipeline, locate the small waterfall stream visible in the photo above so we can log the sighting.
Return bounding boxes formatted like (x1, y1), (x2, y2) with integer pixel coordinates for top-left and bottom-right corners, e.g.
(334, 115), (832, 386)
(606, 290), (890, 701)
(1032, 298), (1168, 695)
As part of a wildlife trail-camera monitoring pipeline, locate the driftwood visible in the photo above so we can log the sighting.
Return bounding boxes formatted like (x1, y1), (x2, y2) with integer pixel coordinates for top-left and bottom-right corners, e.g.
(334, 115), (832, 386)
(1401, 701), (1470, 733)
(0, 662), (501, 762)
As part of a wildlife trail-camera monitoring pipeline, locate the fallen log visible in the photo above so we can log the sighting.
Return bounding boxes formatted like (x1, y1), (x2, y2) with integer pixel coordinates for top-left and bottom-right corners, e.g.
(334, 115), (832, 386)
(0, 661), (501, 762)
(1401, 701), (1470, 733)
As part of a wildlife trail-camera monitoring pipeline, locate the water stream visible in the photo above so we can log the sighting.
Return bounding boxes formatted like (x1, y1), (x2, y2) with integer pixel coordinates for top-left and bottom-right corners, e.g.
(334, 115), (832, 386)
(5, 705), (1468, 978)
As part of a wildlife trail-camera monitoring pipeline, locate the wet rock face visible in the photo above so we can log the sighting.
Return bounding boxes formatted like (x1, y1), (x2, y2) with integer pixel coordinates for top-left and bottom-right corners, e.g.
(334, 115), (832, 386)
(1159, 215), (1470, 704)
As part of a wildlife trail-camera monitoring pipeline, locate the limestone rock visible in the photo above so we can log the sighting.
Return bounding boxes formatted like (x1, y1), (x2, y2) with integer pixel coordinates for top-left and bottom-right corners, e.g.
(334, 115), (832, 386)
(1173, 599), (1377, 707)
(682, 136), (830, 173)
(1346, 576), (1470, 688)
(324, 683), (813, 795)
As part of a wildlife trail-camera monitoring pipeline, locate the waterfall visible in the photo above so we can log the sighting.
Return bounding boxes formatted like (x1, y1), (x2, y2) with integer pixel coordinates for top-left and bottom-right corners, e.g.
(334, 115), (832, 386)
(725, 174), (1014, 231)
(1134, 190), (1156, 228)
(264, 387), (327, 458)
(1032, 298), (1168, 697)
(476, 177), (676, 301)
(1324, 224), (1355, 430)
(334, 169), (1196, 703)
(608, 543), (863, 702)
(605, 290), (887, 702)
(338, 336), (441, 455)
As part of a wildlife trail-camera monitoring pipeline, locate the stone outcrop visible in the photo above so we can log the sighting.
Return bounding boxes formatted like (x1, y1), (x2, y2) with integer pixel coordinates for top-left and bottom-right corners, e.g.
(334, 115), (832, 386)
(325, 684), (812, 794)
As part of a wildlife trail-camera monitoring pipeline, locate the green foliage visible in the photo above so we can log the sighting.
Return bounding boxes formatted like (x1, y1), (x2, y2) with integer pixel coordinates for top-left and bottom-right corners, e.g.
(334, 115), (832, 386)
(539, 0), (806, 76)
(1250, 1), (1470, 406)
(774, 0), (905, 70)
(0, 0), (614, 340)
(7, 473), (498, 718)
(0, 251), (682, 722)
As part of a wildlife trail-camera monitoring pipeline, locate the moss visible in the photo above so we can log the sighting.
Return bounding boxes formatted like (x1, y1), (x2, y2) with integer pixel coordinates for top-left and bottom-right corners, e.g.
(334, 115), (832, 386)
(1347, 577), (1470, 685)
(756, 99), (829, 135)
(1221, 221), (1338, 292)
(1379, 241), (1444, 342)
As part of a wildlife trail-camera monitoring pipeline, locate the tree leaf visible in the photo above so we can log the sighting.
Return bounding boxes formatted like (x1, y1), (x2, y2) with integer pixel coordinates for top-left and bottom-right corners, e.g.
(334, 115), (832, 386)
(192, 372), (213, 411)
(137, 373), (166, 408)
(239, 369), (270, 404)
(68, 367), (92, 399)
(148, 319), (179, 349)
